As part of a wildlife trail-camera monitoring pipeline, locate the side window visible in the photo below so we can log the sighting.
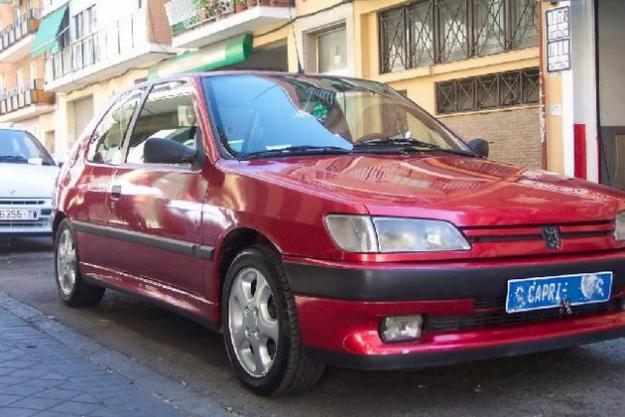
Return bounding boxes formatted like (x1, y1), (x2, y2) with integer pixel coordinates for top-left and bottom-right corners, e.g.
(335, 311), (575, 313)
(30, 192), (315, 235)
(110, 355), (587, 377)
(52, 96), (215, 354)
(126, 81), (199, 165)
(87, 90), (143, 165)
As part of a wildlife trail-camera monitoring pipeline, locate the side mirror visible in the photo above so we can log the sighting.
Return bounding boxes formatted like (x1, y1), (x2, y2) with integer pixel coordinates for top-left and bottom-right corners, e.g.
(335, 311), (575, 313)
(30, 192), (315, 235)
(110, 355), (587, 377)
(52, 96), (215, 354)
(143, 138), (197, 164)
(468, 138), (489, 158)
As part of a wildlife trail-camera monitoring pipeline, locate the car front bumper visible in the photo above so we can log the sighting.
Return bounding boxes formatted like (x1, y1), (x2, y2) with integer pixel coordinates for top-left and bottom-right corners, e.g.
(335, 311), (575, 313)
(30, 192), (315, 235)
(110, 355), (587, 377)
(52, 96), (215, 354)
(285, 251), (625, 370)
(0, 198), (53, 238)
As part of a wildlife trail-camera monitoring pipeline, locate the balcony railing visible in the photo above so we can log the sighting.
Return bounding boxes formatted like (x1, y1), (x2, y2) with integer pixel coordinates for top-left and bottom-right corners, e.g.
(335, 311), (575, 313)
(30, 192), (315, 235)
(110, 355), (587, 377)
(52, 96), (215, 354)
(165, 0), (293, 36)
(0, 9), (41, 53)
(0, 79), (55, 116)
(45, 8), (148, 82)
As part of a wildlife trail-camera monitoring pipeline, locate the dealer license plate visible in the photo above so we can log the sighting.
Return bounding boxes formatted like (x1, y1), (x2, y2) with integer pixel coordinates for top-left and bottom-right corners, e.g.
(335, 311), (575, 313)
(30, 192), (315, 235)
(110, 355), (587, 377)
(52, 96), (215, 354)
(506, 272), (613, 313)
(0, 208), (38, 221)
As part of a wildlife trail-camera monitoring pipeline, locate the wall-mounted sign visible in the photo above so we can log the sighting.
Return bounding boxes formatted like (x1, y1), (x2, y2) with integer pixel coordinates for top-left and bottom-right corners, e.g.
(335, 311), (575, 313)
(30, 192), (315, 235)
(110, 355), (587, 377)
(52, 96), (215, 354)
(548, 39), (571, 72)
(546, 7), (570, 41)
(546, 7), (571, 73)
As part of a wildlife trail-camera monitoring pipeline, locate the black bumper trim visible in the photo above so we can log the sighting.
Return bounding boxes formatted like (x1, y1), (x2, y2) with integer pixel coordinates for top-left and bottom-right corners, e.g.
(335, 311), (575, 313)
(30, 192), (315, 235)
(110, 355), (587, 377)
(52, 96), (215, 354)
(305, 326), (625, 371)
(285, 256), (625, 301)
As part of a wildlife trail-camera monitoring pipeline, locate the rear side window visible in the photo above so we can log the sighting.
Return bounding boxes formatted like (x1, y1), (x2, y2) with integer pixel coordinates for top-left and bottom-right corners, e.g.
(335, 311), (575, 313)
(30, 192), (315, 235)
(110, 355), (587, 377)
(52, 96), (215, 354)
(126, 81), (199, 165)
(87, 89), (143, 165)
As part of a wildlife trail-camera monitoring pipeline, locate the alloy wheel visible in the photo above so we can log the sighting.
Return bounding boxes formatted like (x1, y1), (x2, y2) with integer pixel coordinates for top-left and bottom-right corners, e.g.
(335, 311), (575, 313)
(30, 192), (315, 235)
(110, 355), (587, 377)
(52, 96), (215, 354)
(56, 228), (77, 296)
(228, 267), (279, 377)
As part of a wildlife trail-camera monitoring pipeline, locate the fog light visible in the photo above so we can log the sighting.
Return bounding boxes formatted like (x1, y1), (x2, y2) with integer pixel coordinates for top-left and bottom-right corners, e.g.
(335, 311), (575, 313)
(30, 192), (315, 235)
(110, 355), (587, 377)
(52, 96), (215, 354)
(380, 315), (423, 343)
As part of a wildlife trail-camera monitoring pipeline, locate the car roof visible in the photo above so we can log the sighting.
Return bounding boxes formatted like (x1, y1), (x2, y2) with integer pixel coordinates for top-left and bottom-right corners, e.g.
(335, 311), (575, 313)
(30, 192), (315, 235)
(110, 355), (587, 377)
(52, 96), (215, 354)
(131, 70), (377, 92)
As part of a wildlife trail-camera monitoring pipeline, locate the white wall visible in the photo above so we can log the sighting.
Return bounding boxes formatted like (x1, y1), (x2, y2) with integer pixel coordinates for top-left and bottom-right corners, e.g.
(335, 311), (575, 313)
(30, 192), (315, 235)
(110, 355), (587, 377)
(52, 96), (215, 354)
(598, 0), (625, 126)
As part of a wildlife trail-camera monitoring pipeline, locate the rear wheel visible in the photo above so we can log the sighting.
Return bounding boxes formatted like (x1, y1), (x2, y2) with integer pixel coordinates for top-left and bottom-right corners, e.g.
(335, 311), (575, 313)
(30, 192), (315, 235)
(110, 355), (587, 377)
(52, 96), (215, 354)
(54, 219), (105, 307)
(222, 244), (324, 396)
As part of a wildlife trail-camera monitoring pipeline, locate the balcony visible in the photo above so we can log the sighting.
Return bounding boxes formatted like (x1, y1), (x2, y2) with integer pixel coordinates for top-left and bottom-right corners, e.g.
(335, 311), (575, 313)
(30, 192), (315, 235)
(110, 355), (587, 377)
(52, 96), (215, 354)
(165, 0), (293, 49)
(0, 79), (55, 123)
(0, 9), (41, 63)
(44, 8), (174, 93)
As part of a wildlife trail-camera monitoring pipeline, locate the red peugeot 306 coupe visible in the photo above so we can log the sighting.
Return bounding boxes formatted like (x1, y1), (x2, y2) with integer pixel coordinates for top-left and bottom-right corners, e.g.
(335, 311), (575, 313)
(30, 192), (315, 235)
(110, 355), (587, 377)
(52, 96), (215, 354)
(53, 72), (625, 395)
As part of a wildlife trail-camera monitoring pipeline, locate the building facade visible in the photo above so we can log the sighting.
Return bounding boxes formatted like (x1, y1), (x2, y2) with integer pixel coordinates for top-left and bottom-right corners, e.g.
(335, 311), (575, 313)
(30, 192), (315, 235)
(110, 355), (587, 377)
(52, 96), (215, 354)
(0, 0), (55, 151)
(1, 0), (623, 192)
(38, 0), (174, 157)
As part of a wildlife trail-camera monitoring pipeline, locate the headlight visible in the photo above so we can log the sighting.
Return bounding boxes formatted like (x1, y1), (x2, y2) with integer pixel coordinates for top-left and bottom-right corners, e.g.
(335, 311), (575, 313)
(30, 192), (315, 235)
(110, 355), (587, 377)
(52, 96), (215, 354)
(373, 217), (471, 252)
(615, 212), (625, 241)
(324, 215), (470, 253)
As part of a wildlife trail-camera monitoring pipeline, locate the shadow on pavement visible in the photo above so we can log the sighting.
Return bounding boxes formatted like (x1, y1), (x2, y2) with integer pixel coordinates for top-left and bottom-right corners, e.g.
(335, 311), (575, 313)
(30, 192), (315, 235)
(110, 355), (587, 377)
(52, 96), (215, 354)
(0, 237), (53, 254)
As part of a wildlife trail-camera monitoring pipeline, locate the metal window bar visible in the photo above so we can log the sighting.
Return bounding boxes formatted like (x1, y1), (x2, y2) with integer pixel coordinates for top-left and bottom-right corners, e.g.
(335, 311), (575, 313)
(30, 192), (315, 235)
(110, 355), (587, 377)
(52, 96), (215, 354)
(435, 67), (539, 114)
(379, 0), (538, 74)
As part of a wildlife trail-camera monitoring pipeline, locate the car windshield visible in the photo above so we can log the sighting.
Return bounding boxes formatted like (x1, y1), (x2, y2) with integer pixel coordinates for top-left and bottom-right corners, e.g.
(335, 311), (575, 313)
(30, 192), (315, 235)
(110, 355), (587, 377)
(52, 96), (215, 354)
(202, 74), (473, 159)
(0, 129), (55, 165)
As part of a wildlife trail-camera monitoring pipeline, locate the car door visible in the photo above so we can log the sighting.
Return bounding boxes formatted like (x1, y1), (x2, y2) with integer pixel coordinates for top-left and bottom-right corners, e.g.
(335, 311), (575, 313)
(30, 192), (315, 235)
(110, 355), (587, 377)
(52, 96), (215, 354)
(108, 80), (209, 297)
(74, 89), (144, 268)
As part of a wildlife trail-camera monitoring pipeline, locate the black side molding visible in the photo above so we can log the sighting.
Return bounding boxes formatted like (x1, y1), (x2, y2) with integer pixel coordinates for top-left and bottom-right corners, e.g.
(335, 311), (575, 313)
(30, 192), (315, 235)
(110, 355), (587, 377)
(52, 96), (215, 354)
(73, 221), (214, 260)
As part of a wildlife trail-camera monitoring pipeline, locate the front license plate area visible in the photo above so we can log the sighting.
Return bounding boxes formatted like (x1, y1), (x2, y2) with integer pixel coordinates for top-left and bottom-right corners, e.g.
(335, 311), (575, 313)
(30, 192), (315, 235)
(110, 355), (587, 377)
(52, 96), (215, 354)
(506, 272), (613, 314)
(0, 209), (38, 221)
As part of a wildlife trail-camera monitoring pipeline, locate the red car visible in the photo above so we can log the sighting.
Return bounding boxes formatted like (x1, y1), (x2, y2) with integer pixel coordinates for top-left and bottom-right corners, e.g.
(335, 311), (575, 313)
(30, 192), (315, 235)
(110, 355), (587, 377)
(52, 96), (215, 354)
(53, 72), (625, 395)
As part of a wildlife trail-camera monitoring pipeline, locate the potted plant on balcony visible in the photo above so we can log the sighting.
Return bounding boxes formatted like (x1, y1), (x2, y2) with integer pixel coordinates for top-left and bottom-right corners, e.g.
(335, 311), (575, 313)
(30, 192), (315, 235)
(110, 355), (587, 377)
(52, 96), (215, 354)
(235, 0), (247, 13)
(247, 0), (291, 7)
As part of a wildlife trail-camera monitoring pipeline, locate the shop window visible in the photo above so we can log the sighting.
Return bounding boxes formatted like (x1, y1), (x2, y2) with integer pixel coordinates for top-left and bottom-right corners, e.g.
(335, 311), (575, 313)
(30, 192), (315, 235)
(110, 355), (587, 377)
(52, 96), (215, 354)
(317, 26), (347, 75)
(435, 67), (539, 114)
(379, 0), (538, 74)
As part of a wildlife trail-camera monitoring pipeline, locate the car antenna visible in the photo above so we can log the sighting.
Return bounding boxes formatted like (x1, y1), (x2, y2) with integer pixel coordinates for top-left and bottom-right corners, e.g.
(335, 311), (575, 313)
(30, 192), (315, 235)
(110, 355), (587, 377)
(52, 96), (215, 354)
(288, 4), (304, 74)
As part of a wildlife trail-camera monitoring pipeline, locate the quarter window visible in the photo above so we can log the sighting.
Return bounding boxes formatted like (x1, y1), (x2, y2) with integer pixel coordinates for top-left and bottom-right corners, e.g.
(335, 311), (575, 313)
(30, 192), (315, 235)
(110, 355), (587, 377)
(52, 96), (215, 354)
(87, 89), (143, 165)
(126, 81), (199, 165)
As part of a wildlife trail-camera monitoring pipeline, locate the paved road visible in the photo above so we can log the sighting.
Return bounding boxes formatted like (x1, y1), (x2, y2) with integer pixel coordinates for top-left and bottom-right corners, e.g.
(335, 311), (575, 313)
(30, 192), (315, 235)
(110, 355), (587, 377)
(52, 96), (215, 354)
(1, 238), (625, 417)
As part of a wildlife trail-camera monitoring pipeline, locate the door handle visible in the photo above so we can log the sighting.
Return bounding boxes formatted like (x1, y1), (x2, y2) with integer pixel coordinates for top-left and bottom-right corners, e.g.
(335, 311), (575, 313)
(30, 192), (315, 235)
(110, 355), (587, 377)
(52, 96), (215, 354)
(110, 184), (122, 199)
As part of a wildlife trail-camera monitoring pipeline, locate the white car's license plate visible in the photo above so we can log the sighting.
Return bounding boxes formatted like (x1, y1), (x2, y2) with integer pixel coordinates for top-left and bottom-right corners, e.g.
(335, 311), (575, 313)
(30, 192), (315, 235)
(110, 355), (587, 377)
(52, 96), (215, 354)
(0, 208), (38, 221)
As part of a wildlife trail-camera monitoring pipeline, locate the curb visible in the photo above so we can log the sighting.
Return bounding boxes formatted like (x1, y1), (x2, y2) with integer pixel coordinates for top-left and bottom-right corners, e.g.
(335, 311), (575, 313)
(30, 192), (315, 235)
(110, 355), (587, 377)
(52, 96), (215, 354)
(0, 292), (232, 417)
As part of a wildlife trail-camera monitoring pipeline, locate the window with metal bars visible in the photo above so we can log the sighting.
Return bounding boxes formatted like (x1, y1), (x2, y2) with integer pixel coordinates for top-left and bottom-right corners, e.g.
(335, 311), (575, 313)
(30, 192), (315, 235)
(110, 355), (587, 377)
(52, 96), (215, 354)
(379, 0), (538, 74)
(435, 67), (539, 114)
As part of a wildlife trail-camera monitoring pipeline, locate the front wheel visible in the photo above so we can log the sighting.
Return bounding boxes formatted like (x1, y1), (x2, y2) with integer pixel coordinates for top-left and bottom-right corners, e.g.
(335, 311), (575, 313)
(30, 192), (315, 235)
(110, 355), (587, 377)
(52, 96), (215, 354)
(222, 244), (324, 396)
(54, 219), (105, 307)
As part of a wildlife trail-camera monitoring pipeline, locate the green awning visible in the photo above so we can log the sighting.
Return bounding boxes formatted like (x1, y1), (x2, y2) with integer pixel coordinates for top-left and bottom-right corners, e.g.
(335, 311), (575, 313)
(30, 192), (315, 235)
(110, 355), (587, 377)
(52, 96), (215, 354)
(32, 4), (68, 57)
(148, 33), (253, 79)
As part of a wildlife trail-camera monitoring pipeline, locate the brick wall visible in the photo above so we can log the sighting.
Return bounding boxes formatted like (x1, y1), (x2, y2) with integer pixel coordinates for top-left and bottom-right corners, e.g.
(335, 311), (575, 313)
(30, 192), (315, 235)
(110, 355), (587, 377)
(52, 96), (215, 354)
(439, 106), (542, 168)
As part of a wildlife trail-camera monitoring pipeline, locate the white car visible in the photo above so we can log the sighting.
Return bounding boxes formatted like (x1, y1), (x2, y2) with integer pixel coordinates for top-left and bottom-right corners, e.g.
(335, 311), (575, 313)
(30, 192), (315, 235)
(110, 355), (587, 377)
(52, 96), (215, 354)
(0, 127), (59, 237)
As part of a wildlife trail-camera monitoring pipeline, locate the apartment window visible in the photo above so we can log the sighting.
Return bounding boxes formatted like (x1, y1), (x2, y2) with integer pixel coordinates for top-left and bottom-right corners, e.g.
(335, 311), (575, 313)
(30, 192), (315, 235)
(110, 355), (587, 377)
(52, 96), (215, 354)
(379, 0), (538, 74)
(72, 6), (97, 70)
(317, 26), (347, 75)
(16, 69), (24, 88)
(29, 62), (37, 85)
(435, 67), (539, 114)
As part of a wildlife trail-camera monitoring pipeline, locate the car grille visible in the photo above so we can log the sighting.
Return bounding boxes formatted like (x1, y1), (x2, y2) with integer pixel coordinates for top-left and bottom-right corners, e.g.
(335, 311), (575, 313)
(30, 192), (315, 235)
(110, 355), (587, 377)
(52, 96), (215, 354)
(0, 199), (47, 206)
(0, 220), (49, 228)
(424, 298), (624, 333)
(461, 220), (615, 244)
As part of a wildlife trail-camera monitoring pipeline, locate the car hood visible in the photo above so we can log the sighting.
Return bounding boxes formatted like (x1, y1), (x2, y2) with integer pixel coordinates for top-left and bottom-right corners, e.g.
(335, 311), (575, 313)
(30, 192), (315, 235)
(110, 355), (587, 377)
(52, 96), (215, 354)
(243, 154), (625, 227)
(0, 163), (59, 199)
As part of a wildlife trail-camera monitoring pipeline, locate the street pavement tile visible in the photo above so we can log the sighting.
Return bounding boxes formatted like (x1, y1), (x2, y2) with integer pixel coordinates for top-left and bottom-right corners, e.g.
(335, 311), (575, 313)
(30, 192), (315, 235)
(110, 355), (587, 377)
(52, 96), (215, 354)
(0, 307), (184, 416)
(50, 400), (100, 415)
(1, 407), (38, 417)
(0, 393), (21, 406)
(9, 397), (62, 411)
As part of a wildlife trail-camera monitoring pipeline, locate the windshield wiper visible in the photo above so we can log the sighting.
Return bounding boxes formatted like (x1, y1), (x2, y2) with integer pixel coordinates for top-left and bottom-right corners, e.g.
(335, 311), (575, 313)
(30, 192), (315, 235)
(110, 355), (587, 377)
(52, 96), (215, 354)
(0, 155), (28, 163)
(354, 137), (476, 157)
(240, 145), (351, 160)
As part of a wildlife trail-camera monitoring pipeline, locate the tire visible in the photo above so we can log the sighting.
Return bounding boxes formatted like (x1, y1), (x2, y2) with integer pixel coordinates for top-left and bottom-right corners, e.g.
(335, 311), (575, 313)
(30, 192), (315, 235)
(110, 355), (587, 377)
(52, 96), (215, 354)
(222, 244), (325, 396)
(54, 219), (105, 307)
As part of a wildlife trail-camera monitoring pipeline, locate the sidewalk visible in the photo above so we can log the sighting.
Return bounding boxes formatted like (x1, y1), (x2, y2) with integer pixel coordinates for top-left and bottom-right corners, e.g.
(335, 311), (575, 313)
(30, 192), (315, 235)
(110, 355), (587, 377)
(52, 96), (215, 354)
(0, 304), (186, 417)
